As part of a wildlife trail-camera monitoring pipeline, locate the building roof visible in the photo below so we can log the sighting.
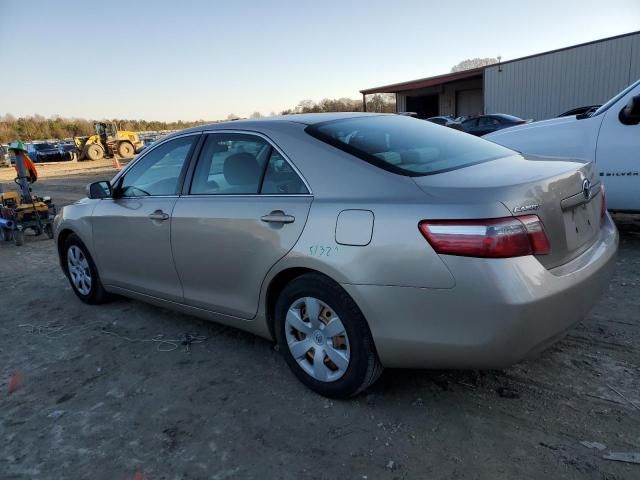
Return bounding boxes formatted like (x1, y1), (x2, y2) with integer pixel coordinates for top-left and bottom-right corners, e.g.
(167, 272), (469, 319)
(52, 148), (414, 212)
(360, 30), (640, 95)
(360, 68), (483, 95)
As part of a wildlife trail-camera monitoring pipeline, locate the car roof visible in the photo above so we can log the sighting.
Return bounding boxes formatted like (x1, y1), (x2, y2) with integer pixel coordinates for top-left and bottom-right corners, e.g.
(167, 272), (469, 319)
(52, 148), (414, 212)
(173, 112), (392, 136)
(488, 113), (523, 121)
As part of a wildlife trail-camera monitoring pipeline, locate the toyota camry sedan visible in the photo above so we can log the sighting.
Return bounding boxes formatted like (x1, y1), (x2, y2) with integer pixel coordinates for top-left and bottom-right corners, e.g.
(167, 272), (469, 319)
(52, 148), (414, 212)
(54, 113), (618, 398)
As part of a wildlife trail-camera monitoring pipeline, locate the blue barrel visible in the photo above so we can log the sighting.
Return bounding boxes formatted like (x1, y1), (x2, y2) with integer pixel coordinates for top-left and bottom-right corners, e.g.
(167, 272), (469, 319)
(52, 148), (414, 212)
(0, 217), (14, 229)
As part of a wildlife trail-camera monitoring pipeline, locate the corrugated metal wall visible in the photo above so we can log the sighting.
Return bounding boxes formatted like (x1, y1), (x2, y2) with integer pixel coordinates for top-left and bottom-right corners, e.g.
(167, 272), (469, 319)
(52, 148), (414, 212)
(484, 33), (640, 120)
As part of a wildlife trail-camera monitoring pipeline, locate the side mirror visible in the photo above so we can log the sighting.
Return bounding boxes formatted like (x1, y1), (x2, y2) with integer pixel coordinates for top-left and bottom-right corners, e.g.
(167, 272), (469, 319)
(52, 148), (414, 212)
(87, 181), (112, 199)
(619, 95), (640, 125)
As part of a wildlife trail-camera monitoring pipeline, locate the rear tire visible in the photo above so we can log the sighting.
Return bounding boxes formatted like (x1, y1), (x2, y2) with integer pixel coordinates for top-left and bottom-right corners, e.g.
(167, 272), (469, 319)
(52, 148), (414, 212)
(63, 233), (108, 304)
(117, 141), (135, 159)
(275, 273), (383, 398)
(85, 144), (104, 161)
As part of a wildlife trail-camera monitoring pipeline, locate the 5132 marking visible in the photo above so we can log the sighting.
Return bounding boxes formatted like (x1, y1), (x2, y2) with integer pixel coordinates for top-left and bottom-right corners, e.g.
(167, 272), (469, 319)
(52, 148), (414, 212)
(308, 245), (338, 257)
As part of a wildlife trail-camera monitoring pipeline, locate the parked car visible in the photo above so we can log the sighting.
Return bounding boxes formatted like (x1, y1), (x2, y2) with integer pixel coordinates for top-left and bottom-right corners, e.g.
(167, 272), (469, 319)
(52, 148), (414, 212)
(426, 116), (463, 130)
(558, 105), (601, 117)
(461, 114), (530, 136)
(54, 113), (618, 397)
(28, 142), (71, 162)
(58, 142), (78, 161)
(485, 79), (640, 212)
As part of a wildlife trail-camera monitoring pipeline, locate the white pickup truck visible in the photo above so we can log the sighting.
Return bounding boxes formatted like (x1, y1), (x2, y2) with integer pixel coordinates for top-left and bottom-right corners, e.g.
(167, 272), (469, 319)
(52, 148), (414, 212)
(485, 79), (640, 212)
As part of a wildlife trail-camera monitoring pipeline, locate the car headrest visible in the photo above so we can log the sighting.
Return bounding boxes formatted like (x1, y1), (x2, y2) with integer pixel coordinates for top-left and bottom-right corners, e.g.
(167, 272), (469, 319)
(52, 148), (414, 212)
(350, 134), (387, 154)
(224, 153), (260, 185)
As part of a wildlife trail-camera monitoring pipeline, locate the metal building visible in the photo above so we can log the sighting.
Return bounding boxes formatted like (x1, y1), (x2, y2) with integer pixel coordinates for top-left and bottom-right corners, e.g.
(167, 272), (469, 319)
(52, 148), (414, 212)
(361, 30), (640, 121)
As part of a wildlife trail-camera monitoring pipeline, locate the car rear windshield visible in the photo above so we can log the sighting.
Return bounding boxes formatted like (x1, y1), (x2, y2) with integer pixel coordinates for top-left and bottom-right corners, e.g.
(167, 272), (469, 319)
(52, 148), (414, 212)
(305, 115), (514, 176)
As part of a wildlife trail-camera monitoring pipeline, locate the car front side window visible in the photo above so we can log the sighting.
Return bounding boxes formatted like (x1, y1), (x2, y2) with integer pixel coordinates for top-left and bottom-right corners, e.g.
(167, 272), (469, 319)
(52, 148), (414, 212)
(119, 135), (196, 197)
(190, 134), (270, 195)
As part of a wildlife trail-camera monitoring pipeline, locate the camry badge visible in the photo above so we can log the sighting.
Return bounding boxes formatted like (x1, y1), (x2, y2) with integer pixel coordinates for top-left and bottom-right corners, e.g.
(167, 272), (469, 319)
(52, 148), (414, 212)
(513, 203), (540, 213)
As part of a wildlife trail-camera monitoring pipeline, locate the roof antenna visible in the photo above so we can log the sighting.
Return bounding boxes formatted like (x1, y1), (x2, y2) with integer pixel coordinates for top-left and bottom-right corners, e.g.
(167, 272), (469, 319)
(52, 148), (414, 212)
(497, 55), (503, 72)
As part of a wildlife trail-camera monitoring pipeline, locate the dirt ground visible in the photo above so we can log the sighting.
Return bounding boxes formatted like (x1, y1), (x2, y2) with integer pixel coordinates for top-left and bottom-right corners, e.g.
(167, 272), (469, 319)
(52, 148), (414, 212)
(1, 162), (639, 480)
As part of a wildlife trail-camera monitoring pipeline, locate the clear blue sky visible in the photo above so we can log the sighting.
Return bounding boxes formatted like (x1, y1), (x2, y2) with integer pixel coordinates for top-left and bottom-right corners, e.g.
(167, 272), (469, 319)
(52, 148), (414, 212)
(1, 0), (639, 121)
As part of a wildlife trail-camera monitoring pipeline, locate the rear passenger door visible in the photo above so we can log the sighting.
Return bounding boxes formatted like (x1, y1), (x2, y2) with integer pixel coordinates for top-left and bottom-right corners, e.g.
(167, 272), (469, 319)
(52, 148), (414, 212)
(171, 132), (313, 319)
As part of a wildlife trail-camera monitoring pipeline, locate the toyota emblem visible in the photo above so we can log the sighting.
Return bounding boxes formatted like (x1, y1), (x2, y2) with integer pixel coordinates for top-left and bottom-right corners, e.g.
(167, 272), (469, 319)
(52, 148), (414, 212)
(582, 179), (592, 200)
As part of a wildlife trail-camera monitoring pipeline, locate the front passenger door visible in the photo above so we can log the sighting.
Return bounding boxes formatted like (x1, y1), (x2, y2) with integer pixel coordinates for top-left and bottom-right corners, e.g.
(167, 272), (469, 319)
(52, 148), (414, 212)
(92, 134), (199, 301)
(596, 93), (640, 211)
(171, 132), (312, 319)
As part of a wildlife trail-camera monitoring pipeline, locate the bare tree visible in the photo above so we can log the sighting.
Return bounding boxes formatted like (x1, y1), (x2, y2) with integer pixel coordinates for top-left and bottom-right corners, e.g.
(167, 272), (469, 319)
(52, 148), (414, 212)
(450, 57), (498, 73)
(249, 111), (263, 119)
(226, 113), (238, 120)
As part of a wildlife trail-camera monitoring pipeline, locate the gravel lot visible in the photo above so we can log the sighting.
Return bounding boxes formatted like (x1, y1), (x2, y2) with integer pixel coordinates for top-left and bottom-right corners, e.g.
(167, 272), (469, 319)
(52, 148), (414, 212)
(1, 162), (639, 479)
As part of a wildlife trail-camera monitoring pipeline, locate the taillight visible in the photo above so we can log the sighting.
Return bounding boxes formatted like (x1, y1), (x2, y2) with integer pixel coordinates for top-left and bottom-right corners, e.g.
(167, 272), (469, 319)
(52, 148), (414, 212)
(418, 215), (551, 258)
(600, 184), (606, 219)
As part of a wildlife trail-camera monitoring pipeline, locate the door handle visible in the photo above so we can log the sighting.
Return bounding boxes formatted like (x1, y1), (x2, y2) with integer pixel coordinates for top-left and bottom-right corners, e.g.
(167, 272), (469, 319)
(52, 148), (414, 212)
(148, 210), (170, 221)
(261, 211), (295, 224)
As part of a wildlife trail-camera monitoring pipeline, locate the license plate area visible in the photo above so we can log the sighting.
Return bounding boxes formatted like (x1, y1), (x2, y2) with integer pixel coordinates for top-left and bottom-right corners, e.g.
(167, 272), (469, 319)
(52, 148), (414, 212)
(563, 200), (598, 250)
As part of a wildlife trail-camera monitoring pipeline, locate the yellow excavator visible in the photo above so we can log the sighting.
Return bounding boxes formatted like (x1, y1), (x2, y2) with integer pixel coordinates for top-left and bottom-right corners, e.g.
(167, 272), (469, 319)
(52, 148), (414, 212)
(74, 122), (144, 161)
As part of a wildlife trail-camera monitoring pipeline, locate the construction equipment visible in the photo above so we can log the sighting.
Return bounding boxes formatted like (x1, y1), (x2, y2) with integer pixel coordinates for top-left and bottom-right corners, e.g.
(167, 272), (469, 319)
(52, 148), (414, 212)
(74, 122), (144, 161)
(0, 141), (56, 246)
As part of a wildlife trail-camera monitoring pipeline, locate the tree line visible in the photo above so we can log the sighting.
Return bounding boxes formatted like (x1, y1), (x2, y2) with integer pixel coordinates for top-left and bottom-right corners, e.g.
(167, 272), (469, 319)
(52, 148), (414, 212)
(0, 94), (395, 143)
(0, 114), (212, 143)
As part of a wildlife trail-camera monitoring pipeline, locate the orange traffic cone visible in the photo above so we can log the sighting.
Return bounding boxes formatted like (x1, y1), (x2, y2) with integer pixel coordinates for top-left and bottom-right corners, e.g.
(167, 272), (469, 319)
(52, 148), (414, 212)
(113, 157), (121, 169)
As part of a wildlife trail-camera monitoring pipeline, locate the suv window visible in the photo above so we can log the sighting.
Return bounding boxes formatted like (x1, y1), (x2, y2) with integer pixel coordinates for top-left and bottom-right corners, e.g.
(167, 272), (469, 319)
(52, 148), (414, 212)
(191, 134), (270, 194)
(261, 150), (309, 194)
(307, 115), (513, 176)
(120, 135), (195, 197)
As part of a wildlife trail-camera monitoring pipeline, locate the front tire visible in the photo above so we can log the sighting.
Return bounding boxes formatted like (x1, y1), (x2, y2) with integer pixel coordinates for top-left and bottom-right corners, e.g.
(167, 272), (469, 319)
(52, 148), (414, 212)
(275, 273), (383, 398)
(117, 141), (135, 159)
(85, 144), (104, 161)
(64, 234), (108, 304)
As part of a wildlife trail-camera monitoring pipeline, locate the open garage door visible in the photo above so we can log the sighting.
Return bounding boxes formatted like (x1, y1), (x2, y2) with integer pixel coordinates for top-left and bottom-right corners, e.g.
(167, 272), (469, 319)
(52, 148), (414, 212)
(456, 89), (483, 116)
(406, 94), (439, 119)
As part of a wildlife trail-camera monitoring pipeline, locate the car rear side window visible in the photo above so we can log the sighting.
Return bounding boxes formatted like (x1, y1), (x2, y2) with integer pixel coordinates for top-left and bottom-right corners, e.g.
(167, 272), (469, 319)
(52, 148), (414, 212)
(261, 150), (309, 194)
(306, 115), (513, 176)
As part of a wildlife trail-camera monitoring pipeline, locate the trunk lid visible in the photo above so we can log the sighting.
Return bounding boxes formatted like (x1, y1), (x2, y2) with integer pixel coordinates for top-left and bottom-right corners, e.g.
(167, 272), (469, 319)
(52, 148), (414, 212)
(412, 153), (603, 269)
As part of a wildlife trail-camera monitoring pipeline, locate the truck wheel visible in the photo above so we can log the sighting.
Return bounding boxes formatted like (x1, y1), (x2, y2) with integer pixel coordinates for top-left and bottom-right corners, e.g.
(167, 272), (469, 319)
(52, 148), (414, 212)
(13, 230), (24, 246)
(117, 142), (135, 159)
(85, 144), (104, 161)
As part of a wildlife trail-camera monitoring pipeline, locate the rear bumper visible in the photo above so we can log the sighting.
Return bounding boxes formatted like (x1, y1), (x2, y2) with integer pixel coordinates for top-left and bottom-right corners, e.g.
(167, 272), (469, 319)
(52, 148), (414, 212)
(342, 214), (618, 369)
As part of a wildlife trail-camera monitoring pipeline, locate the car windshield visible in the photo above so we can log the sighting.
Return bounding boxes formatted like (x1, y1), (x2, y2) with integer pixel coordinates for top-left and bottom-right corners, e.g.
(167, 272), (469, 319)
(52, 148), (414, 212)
(593, 79), (640, 117)
(306, 115), (514, 176)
